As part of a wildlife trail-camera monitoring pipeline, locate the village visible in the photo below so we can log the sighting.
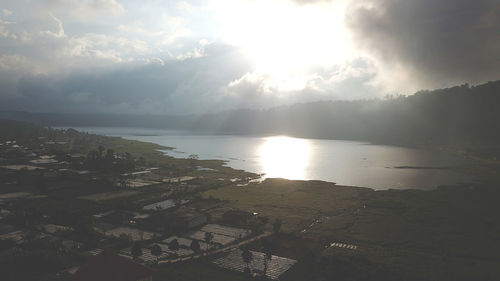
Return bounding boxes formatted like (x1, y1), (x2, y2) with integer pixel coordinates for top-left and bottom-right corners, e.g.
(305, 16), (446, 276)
(2, 120), (500, 281)
(0, 121), (298, 281)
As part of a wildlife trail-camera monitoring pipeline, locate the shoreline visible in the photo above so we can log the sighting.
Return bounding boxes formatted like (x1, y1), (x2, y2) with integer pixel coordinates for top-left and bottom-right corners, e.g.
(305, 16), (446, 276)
(66, 126), (474, 191)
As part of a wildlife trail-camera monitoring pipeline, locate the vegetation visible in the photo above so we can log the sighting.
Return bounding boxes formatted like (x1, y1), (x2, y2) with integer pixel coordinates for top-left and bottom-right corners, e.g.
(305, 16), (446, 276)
(241, 247), (253, 276)
(262, 239), (274, 278)
(169, 239), (180, 252)
(203, 178), (500, 280)
(131, 243), (143, 261)
(204, 232), (214, 252)
(190, 240), (201, 253)
(151, 244), (162, 263)
(1, 116), (500, 280)
(3, 80), (500, 146)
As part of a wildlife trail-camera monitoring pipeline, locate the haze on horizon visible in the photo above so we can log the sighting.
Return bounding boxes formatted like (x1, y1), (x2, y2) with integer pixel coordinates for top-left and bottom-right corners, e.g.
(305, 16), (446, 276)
(0, 0), (498, 115)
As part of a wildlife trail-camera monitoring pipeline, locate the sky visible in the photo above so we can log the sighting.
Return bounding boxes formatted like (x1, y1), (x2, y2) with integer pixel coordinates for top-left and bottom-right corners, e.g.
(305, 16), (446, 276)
(0, 0), (498, 114)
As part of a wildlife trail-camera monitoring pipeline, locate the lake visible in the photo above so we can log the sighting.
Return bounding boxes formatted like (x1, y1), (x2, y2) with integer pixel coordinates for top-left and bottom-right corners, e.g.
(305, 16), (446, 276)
(69, 127), (473, 190)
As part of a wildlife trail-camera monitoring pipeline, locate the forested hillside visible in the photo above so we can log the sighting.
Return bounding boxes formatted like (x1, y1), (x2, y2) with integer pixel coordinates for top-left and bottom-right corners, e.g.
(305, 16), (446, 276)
(2, 80), (499, 145)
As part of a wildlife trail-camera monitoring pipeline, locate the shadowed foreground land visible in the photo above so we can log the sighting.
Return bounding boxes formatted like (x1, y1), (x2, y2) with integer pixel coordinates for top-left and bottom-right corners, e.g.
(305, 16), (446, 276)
(204, 179), (500, 280)
(1, 119), (499, 281)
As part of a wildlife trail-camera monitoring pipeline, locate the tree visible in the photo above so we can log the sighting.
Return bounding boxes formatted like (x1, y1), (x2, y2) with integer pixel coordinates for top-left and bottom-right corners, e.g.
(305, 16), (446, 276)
(169, 239), (180, 252)
(262, 239), (274, 278)
(188, 154), (198, 168)
(118, 176), (128, 189)
(241, 248), (253, 276)
(105, 148), (115, 161)
(204, 232), (214, 253)
(131, 243), (143, 261)
(124, 152), (135, 170)
(151, 244), (162, 263)
(119, 234), (130, 244)
(98, 145), (105, 158)
(137, 156), (146, 166)
(250, 219), (265, 235)
(190, 239), (201, 253)
(23, 230), (39, 244)
(273, 218), (282, 235)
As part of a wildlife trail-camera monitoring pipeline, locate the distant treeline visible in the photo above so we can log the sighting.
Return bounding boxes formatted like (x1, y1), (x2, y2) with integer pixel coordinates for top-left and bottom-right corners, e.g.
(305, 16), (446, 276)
(2, 80), (499, 145)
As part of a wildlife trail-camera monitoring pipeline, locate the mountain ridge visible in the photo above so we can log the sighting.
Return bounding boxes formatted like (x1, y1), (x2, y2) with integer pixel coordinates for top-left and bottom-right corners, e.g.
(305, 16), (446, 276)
(2, 80), (499, 145)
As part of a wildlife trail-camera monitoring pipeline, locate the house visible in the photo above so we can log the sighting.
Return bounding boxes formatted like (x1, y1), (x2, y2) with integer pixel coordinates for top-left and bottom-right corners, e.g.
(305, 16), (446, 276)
(39, 223), (72, 234)
(62, 239), (83, 251)
(222, 210), (256, 226)
(73, 251), (153, 281)
(142, 199), (189, 211)
(0, 223), (24, 244)
(94, 210), (149, 225)
(212, 249), (297, 280)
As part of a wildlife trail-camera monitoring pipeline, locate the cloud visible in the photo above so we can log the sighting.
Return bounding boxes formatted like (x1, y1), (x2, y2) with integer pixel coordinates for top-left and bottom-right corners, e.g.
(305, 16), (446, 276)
(40, 14), (65, 38)
(224, 58), (379, 109)
(291, 0), (334, 5)
(0, 0), (497, 115)
(45, 0), (125, 19)
(2, 9), (13, 17)
(0, 43), (252, 114)
(346, 0), (500, 90)
(67, 33), (149, 61)
(0, 54), (30, 71)
(176, 46), (205, 60)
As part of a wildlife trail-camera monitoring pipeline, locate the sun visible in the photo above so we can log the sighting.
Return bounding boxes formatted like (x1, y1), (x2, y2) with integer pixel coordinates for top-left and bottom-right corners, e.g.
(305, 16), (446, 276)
(258, 136), (311, 180)
(212, 0), (352, 78)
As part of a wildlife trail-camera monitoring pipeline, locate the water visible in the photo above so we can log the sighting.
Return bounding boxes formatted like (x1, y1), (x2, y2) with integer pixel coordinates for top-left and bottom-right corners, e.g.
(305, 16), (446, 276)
(67, 127), (472, 190)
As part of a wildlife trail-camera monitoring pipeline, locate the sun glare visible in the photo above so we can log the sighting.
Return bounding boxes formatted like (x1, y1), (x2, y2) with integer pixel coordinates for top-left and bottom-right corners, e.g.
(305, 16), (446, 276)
(212, 0), (352, 79)
(258, 136), (310, 180)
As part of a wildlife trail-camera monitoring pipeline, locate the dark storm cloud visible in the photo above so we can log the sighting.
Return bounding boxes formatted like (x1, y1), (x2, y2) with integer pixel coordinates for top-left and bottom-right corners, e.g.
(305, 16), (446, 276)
(3, 43), (252, 114)
(346, 0), (500, 87)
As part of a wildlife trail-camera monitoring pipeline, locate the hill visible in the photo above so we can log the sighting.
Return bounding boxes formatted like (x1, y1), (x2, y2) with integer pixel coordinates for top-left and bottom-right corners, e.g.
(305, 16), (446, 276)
(1, 80), (499, 145)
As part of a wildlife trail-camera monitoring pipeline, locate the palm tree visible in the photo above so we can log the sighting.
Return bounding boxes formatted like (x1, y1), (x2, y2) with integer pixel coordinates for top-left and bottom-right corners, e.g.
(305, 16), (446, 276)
(98, 145), (105, 159)
(151, 244), (162, 263)
(241, 248), (253, 276)
(105, 148), (115, 161)
(204, 232), (214, 253)
(262, 240), (274, 278)
(190, 239), (201, 253)
(169, 239), (180, 252)
(23, 230), (38, 244)
(131, 243), (143, 261)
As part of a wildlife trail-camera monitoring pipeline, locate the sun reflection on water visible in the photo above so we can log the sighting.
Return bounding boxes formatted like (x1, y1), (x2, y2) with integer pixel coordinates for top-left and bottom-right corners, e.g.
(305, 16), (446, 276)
(258, 136), (311, 180)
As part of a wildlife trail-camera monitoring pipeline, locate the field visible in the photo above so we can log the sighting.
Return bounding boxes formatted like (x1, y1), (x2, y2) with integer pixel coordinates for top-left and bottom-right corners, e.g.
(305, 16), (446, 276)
(203, 178), (500, 280)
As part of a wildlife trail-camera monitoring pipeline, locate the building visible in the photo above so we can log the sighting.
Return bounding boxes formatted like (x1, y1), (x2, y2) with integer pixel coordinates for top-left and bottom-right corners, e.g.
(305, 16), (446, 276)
(94, 210), (150, 225)
(212, 249), (297, 280)
(0, 223), (24, 244)
(73, 251), (153, 281)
